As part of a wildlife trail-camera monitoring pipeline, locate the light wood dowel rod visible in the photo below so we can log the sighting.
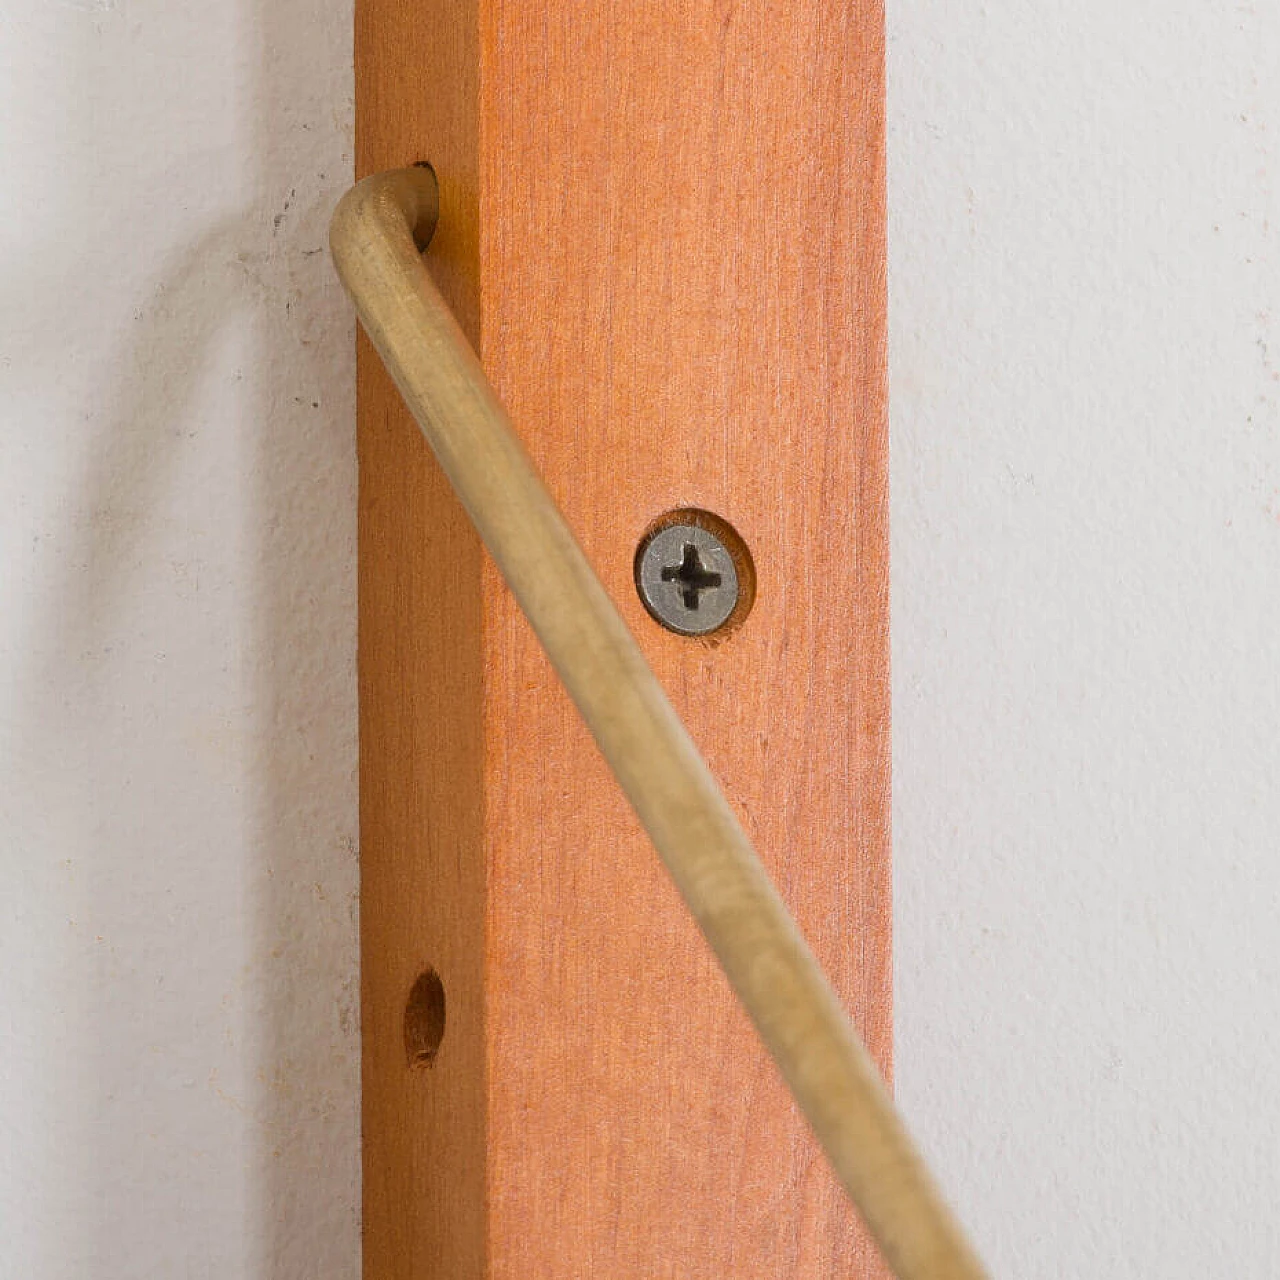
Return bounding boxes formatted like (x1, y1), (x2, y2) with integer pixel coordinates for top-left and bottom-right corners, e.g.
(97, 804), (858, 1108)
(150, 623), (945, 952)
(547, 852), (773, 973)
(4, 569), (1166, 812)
(330, 165), (988, 1280)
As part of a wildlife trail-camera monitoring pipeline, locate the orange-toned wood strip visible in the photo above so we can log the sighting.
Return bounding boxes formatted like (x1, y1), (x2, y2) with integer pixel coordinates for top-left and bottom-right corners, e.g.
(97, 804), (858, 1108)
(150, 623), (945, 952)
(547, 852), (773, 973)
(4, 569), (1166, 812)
(355, 1), (891, 1276)
(354, 3), (486, 1279)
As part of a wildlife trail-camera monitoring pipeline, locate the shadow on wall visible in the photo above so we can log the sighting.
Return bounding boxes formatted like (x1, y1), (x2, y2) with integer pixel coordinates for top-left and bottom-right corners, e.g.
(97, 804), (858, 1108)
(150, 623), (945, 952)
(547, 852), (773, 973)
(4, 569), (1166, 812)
(247, 0), (360, 1266)
(6, 0), (360, 1273)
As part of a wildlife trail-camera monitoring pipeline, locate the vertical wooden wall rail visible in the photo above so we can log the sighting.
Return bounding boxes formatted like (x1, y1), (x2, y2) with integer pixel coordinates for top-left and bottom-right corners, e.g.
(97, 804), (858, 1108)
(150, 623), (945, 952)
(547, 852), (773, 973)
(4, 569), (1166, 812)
(332, 165), (987, 1280)
(353, 2), (918, 1277)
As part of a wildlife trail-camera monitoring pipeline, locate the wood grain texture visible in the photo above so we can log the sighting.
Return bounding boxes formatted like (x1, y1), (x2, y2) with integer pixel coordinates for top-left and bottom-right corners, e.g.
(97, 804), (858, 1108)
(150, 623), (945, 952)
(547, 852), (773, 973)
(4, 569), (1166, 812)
(355, 2), (890, 1276)
(335, 169), (984, 1280)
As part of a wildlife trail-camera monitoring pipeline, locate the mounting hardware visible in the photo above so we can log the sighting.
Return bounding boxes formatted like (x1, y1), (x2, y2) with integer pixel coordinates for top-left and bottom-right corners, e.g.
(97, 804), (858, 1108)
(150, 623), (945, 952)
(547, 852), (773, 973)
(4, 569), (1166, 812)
(636, 521), (741, 636)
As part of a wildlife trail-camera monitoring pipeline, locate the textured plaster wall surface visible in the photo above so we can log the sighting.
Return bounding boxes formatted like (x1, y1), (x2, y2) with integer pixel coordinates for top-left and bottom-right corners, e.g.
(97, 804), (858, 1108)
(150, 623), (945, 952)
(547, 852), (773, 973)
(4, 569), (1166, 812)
(4, 0), (1280, 1276)
(1, 0), (359, 1275)
(889, 3), (1280, 1275)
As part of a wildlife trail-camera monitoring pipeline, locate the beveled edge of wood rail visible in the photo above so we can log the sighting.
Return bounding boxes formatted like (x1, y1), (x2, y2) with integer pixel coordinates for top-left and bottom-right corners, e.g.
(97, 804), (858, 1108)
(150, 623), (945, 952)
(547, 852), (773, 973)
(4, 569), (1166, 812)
(329, 165), (988, 1280)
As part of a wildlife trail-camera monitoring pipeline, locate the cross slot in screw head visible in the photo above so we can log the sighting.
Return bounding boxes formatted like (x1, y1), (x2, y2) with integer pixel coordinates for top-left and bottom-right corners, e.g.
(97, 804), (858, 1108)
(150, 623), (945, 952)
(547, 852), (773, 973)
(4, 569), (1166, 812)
(636, 522), (740, 636)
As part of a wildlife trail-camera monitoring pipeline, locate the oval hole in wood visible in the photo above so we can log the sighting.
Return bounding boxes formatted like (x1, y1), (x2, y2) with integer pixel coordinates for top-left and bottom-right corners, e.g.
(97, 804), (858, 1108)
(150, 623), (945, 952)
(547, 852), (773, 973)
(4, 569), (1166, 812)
(404, 967), (446, 1068)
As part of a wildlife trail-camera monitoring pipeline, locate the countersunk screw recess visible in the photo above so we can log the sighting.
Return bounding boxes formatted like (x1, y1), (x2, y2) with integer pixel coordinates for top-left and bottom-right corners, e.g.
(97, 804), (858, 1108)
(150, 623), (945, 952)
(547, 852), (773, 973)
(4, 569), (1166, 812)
(636, 522), (740, 636)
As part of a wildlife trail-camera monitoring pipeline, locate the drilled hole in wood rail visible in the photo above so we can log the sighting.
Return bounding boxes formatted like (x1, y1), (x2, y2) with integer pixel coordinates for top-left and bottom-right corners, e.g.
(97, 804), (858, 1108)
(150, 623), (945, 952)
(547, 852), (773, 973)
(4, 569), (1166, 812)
(404, 968), (446, 1068)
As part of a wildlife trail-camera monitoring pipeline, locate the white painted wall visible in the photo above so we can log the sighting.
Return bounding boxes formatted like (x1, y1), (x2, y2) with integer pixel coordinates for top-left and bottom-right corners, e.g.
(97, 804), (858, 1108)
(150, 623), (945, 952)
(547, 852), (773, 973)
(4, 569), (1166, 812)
(889, 3), (1280, 1274)
(1, 1), (358, 1275)
(4, 1), (1278, 1275)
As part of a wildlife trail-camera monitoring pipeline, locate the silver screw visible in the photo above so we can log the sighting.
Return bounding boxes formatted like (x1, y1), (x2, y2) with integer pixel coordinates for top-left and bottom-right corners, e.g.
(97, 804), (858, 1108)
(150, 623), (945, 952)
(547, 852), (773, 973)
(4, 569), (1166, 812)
(636, 523), (740, 636)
